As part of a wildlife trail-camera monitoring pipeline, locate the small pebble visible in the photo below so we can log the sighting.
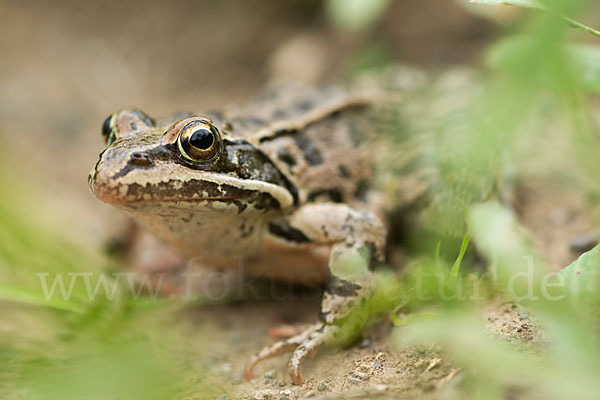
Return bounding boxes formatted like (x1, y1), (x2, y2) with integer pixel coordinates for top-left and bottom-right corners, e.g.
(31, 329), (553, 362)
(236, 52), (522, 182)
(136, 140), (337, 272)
(264, 370), (276, 380)
(317, 382), (327, 392)
(300, 390), (316, 399)
(570, 234), (598, 253)
(253, 389), (277, 400)
(353, 371), (369, 380)
(279, 389), (291, 396)
(425, 358), (441, 372)
(372, 384), (388, 392)
(347, 376), (364, 384)
(517, 311), (529, 320)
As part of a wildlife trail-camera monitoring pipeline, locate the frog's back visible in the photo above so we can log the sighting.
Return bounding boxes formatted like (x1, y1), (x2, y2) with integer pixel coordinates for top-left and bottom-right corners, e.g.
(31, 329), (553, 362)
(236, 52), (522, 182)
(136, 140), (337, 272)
(222, 84), (376, 207)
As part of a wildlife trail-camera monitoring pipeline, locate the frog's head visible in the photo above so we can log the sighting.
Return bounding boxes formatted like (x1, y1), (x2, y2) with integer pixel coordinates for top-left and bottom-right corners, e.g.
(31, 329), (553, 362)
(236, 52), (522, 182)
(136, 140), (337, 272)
(89, 109), (297, 215)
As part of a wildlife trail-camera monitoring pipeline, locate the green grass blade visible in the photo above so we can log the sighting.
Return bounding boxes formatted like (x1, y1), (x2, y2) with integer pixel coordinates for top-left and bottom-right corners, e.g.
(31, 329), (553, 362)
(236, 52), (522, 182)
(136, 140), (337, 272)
(0, 283), (86, 313)
(450, 233), (470, 278)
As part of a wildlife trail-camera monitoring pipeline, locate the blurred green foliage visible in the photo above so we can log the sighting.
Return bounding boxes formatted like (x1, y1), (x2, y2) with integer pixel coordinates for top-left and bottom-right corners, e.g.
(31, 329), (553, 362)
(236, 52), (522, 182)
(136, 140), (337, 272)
(0, 158), (221, 398)
(334, 0), (600, 398)
(326, 0), (391, 32)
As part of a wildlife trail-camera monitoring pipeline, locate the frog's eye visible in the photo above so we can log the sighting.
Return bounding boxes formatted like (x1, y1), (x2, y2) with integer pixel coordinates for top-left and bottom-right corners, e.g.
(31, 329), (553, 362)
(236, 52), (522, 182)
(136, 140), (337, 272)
(177, 120), (222, 163)
(101, 113), (117, 145)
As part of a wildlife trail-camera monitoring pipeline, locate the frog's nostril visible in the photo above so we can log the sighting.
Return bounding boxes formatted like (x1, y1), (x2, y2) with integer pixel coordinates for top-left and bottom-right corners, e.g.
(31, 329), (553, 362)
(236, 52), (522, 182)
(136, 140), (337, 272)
(130, 152), (152, 166)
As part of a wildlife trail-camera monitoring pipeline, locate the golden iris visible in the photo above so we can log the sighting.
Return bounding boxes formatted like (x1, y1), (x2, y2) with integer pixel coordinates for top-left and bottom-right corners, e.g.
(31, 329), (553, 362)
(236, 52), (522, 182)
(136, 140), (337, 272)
(177, 120), (221, 163)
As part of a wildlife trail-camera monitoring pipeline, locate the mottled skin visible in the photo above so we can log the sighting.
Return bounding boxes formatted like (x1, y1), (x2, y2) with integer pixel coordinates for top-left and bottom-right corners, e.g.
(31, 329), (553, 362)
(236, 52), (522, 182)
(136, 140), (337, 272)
(89, 84), (386, 384)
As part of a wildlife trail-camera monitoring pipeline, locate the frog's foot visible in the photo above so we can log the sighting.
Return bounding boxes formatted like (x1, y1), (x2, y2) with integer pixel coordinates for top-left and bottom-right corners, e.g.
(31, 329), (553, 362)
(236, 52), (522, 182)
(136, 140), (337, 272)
(246, 203), (385, 385)
(245, 322), (335, 385)
(288, 323), (338, 384)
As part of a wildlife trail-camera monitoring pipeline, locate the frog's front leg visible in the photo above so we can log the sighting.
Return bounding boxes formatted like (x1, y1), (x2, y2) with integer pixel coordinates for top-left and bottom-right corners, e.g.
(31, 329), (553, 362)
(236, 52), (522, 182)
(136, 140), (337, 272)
(245, 203), (386, 384)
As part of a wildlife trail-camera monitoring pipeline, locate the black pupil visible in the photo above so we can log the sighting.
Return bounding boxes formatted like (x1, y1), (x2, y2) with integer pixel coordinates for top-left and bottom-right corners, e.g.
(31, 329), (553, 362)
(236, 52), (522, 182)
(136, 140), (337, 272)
(189, 128), (214, 150)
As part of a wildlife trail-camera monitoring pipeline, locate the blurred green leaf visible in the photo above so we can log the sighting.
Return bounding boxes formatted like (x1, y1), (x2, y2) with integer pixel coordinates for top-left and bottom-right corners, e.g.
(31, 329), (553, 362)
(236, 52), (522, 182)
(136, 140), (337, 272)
(559, 245), (600, 305)
(326, 0), (391, 31)
(568, 44), (600, 93)
(24, 340), (179, 400)
(468, 202), (554, 303)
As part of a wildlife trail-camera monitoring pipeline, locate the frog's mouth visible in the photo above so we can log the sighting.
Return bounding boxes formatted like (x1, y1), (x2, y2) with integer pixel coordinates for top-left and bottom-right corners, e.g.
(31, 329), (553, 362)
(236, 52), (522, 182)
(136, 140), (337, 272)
(89, 162), (294, 212)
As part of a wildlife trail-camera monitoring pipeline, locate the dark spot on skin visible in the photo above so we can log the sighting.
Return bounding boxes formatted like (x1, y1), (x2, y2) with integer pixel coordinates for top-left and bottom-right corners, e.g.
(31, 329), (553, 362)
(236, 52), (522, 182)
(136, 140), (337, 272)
(268, 223), (311, 243)
(259, 128), (297, 143)
(130, 122), (137, 131)
(365, 242), (377, 270)
(308, 189), (344, 203)
(130, 109), (156, 128)
(338, 165), (351, 179)
(347, 121), (364, 146)
(329, 278), (362, 297)
(232, 200), (248, 215)
(111, 164), (137, 179)
(293, 132), (323, 165)
(110, 152), (153, 179)
(321, 225), (328, 238)
(273, 109), (287, 119)
(319, 310), (330, 321)
(296, 99), (313, 111)
(354, 180), (370, 202)
(240, 224), (255, 239)
(277, 148), (297, 167)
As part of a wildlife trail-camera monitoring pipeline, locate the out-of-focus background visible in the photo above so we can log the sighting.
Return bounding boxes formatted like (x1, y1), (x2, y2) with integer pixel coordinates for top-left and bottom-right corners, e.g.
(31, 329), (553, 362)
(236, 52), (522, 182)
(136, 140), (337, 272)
(3, 1), (600, 399)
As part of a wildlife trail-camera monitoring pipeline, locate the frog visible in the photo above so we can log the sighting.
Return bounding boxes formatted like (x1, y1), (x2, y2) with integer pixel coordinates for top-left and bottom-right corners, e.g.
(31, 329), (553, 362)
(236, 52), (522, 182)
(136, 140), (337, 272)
(88, 84), (387, 385)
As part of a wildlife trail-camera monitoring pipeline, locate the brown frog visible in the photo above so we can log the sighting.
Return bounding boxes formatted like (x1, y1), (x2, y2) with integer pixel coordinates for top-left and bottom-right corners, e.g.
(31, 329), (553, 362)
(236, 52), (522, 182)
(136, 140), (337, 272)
(88, 84), (386, 384)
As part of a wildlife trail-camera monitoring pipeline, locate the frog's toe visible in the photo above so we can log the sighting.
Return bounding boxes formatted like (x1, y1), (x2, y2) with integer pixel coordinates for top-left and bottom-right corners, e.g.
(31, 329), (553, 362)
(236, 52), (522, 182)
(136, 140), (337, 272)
(288, 323), (337, 385)
(245, 322), (325, 383)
